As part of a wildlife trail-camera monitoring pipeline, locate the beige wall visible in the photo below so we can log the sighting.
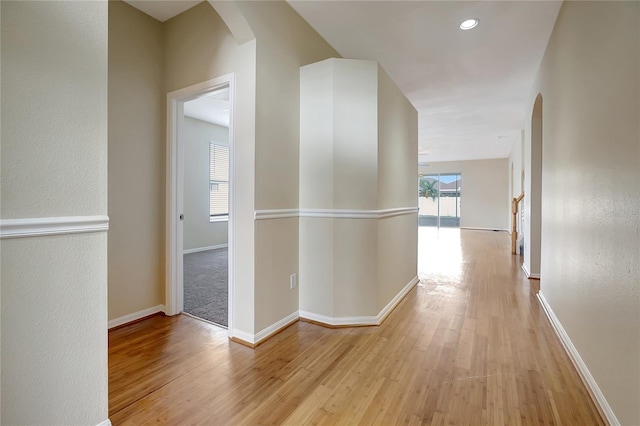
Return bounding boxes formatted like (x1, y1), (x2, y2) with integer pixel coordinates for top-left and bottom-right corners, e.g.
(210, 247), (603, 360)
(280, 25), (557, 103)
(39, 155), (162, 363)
(108, 0), (165, 320)
(531, 2), (640, 424)
(524, 94), (543, 275)
(107, 0), (416, 339)
(183, 117), (228, 251)
(300, 59), (418, 320)
(237, 1), (339, 332)
(164, 1), (257, 335)
(376, 65), (418, 312)
(1, 1), (109, 424)
(419, 159), (509, 230)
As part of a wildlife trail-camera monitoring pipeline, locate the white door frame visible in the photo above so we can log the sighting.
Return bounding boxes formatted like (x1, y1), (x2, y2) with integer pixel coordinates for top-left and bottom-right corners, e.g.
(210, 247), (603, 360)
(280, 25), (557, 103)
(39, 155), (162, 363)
(166, 74), (236, 336)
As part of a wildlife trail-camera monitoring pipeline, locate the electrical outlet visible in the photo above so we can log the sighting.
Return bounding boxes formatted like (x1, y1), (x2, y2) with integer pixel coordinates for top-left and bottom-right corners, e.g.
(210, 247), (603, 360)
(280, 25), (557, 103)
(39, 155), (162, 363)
(290, 273), (297, 290)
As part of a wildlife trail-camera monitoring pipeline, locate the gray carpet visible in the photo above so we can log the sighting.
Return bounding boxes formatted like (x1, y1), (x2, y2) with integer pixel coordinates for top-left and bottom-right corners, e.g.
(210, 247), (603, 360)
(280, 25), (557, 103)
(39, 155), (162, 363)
(183, 248), (228, 327)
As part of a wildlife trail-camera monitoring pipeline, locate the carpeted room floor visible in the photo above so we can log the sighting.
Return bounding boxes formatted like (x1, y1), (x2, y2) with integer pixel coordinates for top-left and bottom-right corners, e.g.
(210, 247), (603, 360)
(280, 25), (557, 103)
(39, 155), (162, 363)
(183, 248), (228, 327)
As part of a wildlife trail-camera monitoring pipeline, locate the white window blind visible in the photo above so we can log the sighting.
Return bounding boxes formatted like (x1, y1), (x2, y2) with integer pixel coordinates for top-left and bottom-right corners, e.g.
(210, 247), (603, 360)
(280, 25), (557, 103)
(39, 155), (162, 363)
(209, 143), (229, 217)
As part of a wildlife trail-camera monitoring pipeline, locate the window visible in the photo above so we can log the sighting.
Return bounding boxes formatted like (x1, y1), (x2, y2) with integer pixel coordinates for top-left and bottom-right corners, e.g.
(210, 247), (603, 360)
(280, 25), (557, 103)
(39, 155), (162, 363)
(209, 142), (229, 220)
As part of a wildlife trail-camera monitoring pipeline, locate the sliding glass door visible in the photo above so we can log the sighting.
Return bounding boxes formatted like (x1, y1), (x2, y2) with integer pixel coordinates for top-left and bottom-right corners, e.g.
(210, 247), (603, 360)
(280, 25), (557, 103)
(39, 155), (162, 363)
(418, 173), (461, 228)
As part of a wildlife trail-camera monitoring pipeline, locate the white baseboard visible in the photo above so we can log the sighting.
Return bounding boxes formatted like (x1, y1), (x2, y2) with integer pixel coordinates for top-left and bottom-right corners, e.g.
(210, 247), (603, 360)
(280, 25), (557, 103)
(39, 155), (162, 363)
(299, 310), (379, 327)
(108, 305), (165, 329)
(254, 311), (299, 344)
(536, 292), (619, 426)
(300, 275), (419, 327)
(521, 263), (540, 279)
(231, 311), (299, 346)
(183, 244), (228, 254)
(230, 329), (255, 345)
(96, 419), (112, 426)
(377, 275), (420, 323)
(461, 227), (509, 232)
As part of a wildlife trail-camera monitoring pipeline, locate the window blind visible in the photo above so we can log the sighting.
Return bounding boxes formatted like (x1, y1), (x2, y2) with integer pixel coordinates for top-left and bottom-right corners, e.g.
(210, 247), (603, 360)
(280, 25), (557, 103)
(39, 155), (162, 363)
(209, 143), (229, 217)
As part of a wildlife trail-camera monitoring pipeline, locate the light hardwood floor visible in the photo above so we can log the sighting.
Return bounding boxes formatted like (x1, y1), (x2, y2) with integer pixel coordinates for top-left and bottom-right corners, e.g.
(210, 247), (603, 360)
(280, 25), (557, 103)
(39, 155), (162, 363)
(109, 228), (604, 425)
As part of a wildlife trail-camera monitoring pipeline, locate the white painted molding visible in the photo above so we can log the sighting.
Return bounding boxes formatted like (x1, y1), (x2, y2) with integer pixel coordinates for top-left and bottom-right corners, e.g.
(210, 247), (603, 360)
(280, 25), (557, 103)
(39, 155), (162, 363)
(231, 311), (300, 345)
(537, 292), (619, 426)
(183, 244), (228, 254)
(96, 420), (112, 426)
(231, 329), (256, 345)
(377, 275), (420, 323)
(521, 263), (540, 279)
(0, 215), (109, 239)
(300, 275), (420, 327)
(378, 207), (420, 219)
(166, 73), (237, 340)
(108, 305), (165, 329)
(461, 227), (509, 233)
(299, 310), (379, 327)
(254, 207), (418, 221)
(254, 209), (299, 220)
(254, 311), (300, 344)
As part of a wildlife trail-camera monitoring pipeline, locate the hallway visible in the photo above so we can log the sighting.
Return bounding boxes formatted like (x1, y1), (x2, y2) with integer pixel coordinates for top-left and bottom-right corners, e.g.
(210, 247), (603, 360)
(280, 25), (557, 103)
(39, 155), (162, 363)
(108, 229), (602, 425)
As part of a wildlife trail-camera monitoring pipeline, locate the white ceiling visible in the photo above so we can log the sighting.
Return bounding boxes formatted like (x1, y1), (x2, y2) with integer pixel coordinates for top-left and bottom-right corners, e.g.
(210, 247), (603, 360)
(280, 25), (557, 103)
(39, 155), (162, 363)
(288, 1), (561, 163)
(124, 0), (561, 163)
(184, 87), (230, 128)
(123, 0), (201, 22)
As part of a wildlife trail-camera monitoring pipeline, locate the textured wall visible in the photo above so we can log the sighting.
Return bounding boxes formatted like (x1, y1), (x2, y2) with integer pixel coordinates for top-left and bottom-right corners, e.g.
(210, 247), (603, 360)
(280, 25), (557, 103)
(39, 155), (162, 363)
(1, 1), (107, 218)
(0, 1), (109, 424)
(236, 1), (339, 332)
(377, 66), (418, 310)
(300, 59), (418, 320)
(532, 2), (640, 424)
(108, 0), (165, 320)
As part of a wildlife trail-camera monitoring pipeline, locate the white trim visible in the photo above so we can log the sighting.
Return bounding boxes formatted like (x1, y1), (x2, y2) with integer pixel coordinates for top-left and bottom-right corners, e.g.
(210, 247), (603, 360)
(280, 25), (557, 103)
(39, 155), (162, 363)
(209, 216), (229, 223)
(108, 305), (165, 329)
(166, 74), (236, 337)
(183, 244), (228, 255)
(536, 292), (619, 426)
(254, 209), (299, 220)
(461, 227), (509, 232)
(300, 275), (419, 326)
(231, 329), (255, 345)
(377, 275), (420, 322)
(254, 311), (299, 344)
(96, 420), (112, 426)
(300, 310), (379, 327)
(230, 311), (300, 345)
(0, 216), (109, 239)
(301, 208), (377, 219)
(378, 207), (419, 219)
(521, 263), (540, 279)
(254, 207), (418, 221)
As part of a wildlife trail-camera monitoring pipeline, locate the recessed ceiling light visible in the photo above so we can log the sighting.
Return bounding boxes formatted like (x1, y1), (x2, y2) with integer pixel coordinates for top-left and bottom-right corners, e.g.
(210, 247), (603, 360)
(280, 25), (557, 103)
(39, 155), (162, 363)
(459, 18), (479, 30)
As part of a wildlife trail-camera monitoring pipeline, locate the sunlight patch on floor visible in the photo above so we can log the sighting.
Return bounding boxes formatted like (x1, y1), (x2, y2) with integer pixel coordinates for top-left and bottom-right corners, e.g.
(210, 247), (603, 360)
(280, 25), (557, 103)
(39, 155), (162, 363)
(418, 226), (463, 283)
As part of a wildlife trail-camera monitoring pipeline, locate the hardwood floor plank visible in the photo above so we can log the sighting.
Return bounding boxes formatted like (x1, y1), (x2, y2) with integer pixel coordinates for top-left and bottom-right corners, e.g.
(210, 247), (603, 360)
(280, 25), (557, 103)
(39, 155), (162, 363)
(109, 228), (604, 425)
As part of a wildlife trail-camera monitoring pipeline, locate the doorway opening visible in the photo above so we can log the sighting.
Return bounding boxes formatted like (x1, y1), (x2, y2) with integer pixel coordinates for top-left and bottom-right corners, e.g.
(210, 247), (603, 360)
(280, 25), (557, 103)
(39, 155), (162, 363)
(181, 86), (230, 327)
(418, 173), (461, 228)
(166, 75), (236, 334)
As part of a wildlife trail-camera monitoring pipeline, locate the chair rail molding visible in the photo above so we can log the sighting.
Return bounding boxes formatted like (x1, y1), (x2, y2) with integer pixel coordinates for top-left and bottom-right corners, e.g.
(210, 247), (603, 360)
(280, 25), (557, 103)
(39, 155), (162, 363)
(254, 207), (417, 220)
(0, 215), (110, 239)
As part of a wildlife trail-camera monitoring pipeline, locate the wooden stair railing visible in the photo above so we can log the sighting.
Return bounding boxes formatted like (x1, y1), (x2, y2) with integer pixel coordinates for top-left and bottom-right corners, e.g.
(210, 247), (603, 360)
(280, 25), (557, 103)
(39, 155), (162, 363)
(511, 192), (524, 254)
